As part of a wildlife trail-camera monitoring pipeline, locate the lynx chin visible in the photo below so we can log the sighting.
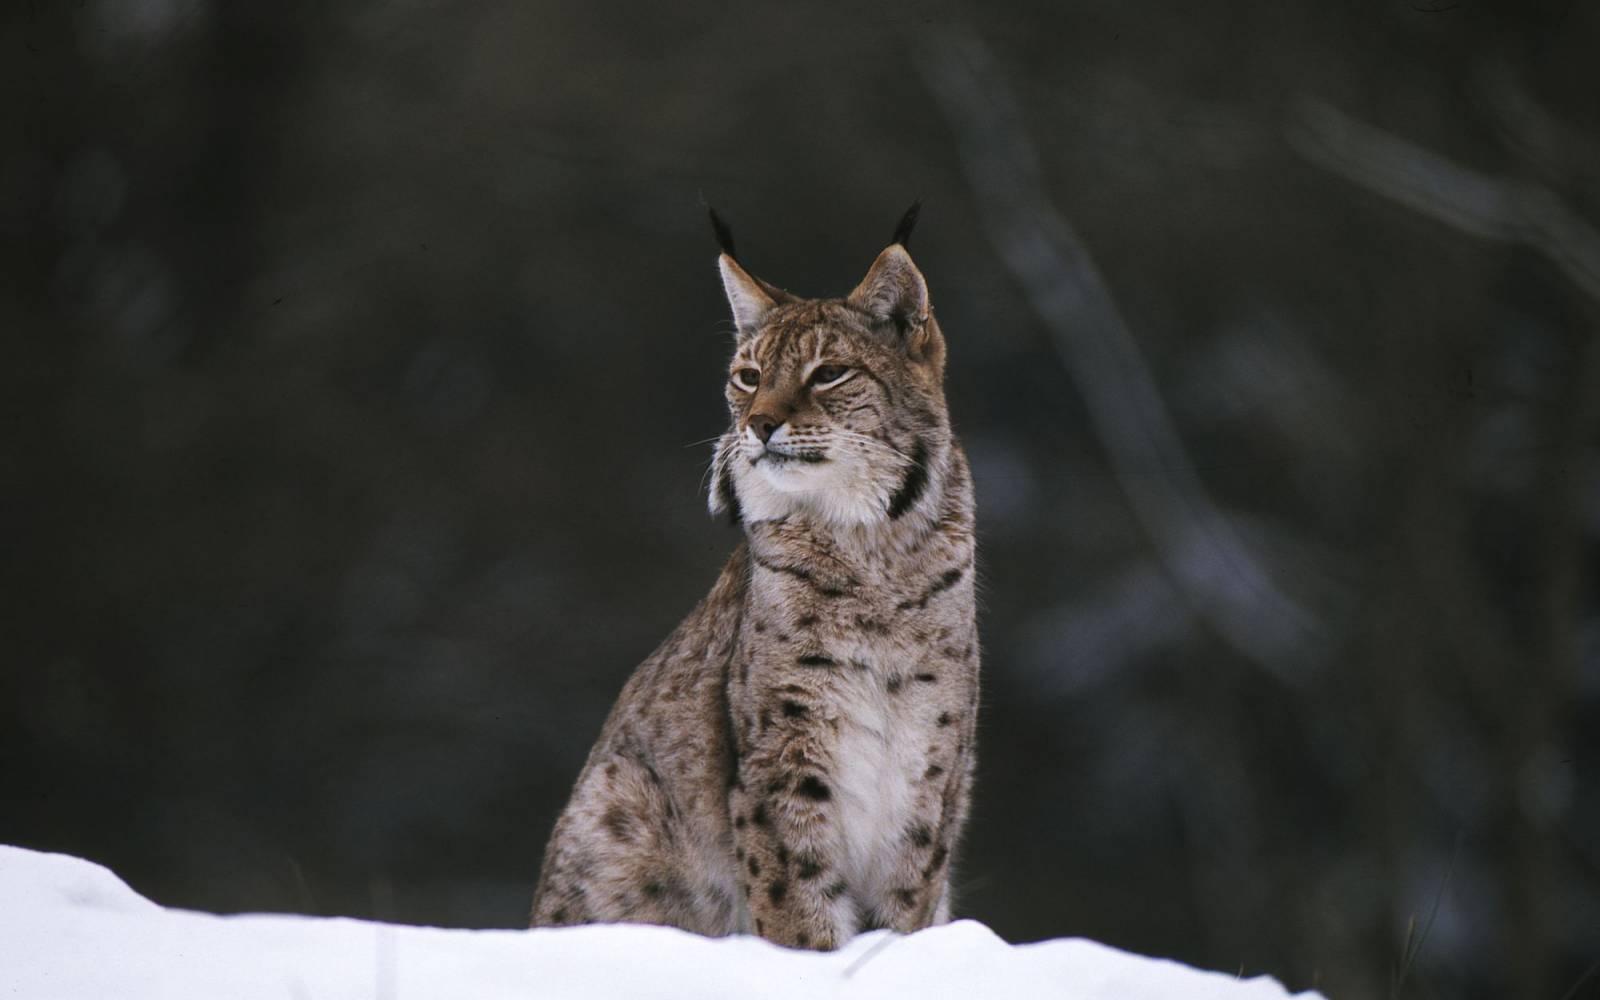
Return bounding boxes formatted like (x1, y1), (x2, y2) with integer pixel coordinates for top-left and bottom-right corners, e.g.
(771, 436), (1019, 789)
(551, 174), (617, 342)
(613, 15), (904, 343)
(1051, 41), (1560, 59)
(530, 205), (979, 951)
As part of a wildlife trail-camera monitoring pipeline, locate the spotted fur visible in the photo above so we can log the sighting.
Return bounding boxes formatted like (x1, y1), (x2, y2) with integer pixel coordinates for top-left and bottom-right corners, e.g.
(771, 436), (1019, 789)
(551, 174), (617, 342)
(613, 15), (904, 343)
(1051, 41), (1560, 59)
(530, 220), (979, 951)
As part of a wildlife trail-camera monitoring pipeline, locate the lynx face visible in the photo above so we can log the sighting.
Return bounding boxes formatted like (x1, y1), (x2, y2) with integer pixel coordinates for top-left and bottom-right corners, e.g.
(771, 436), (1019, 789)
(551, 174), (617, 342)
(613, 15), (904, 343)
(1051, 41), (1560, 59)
(709, 246), (949, 527)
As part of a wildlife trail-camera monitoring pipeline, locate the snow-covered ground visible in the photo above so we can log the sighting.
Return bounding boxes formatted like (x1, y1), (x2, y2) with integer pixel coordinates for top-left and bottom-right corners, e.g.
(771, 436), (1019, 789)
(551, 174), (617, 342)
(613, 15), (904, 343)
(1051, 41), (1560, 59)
(0, 845), (1322, 999)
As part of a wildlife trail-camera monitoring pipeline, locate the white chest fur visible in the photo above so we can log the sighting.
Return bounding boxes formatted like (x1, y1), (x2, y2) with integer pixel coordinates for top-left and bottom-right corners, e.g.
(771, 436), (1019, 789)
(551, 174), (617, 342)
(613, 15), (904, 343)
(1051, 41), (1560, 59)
(827, 659), (926, 899)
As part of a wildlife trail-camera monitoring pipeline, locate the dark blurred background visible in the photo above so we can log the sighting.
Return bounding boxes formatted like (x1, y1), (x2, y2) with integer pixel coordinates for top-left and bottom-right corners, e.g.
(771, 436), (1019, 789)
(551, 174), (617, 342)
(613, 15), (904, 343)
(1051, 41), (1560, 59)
(4, 1), (1597, 997)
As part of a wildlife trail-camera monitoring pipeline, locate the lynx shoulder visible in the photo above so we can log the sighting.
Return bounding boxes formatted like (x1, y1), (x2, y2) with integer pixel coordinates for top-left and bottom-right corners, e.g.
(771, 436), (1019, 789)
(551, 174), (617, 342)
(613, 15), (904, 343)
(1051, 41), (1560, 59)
(530, 208), (979, 950)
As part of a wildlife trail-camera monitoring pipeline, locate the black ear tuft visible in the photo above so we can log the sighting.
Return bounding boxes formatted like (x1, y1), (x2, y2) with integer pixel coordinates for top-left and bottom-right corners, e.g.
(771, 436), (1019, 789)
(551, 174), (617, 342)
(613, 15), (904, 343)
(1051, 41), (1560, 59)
(707, 205), (738, 259)
(891, 200), (922, 249)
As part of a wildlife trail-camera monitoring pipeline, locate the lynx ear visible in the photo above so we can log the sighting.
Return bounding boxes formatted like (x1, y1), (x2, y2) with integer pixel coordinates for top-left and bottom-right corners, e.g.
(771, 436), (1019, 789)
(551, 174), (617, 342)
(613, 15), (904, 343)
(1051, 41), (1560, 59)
(848, 244), (928, 333)
(718, 253), (778, 338)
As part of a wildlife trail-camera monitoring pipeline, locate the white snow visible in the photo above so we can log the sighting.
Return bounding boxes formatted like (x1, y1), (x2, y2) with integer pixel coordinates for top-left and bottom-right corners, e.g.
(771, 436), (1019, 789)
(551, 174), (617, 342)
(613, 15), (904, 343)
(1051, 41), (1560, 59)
(0, 845), (1323, 999)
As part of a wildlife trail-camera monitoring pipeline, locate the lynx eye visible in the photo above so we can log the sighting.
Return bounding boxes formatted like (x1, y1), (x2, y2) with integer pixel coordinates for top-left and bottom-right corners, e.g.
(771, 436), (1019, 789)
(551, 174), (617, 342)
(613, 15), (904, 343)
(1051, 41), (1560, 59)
(808, 365), (852, 389)
(731, 368), (761, 391)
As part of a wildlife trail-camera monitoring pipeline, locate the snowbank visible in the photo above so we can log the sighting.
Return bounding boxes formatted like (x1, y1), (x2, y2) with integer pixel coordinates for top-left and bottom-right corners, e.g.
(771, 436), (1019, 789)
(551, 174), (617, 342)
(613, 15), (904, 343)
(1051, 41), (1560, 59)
(0, 845), (1322, 999)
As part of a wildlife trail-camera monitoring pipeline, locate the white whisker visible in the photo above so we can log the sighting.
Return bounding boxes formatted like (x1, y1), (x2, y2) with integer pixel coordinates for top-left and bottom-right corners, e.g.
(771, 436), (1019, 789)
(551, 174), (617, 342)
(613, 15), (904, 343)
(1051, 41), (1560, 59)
(828, 429), (925, 469)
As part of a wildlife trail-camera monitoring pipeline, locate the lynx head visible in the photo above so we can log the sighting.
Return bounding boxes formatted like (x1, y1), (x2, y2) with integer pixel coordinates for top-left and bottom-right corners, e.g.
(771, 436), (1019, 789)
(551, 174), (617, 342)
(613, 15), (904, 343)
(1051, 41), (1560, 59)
(707, 206), (951, 528)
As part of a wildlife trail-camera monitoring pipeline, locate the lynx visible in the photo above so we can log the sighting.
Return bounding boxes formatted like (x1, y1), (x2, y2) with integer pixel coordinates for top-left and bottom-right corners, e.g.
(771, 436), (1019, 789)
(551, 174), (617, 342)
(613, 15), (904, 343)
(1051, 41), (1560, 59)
(530, 206), (979, 951)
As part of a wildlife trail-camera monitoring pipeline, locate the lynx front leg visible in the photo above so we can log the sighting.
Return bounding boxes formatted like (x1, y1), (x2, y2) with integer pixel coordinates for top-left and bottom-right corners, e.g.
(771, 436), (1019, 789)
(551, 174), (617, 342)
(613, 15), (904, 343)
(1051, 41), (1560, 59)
(728, 745), (852, 949)
(866, 726), (974, 933)
(866, 815), (956, 932)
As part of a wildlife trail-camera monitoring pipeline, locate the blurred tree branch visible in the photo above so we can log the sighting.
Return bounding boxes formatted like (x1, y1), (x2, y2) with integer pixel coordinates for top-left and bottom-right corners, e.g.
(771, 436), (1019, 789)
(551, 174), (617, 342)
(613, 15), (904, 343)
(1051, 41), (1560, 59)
(1294, 90), (1600, 999)
(918, 29), (1323, 683)
(1290, 99), (1600, 304)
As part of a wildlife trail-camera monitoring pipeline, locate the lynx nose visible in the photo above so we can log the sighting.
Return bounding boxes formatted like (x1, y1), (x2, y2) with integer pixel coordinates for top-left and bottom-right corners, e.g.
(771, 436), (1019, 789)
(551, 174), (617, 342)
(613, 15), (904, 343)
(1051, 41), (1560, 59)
(748, 414), (784, 443)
